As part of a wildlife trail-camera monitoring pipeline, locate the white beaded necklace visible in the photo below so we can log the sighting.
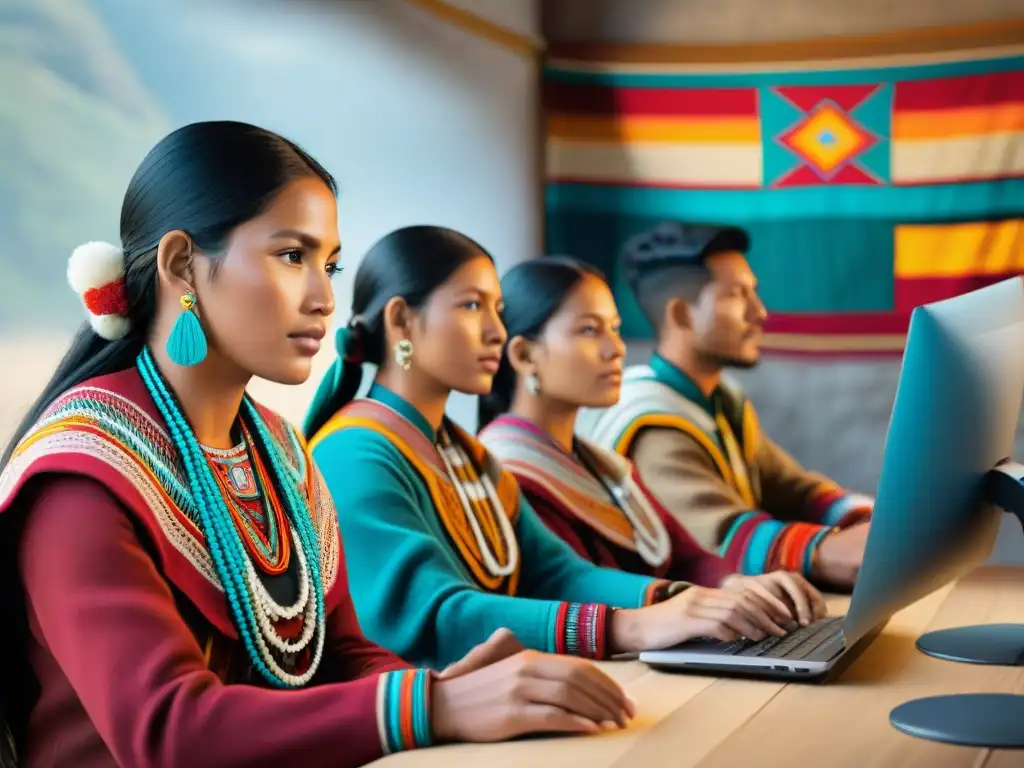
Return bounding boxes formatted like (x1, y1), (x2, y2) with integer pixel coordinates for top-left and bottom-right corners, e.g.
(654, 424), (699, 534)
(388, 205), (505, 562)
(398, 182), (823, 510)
(204, 443), (322, 686)
(436, 427), (519, 579)
(608, 481), (672, 567)
(575, 442), (671, 568)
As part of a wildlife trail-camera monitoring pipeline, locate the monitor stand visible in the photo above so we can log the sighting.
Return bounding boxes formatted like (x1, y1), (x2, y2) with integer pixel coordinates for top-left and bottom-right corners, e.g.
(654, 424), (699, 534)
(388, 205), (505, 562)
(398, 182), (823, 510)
(890, 695), (1024, 748)
(890, 461), (1024, 748)
(915, 462), (1024, 666)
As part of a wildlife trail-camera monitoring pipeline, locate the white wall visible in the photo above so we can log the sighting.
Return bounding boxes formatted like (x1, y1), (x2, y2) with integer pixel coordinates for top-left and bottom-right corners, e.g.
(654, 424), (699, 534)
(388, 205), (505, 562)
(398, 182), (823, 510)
(446, 0), (540, 39)
(0, 0), (541, 438)
(237, 0), (543, 429)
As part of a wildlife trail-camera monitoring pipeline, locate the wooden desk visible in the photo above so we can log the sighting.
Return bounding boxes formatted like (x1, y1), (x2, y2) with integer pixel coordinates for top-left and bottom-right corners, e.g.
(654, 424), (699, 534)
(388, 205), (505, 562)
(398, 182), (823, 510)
(374, 567), (1024, 768)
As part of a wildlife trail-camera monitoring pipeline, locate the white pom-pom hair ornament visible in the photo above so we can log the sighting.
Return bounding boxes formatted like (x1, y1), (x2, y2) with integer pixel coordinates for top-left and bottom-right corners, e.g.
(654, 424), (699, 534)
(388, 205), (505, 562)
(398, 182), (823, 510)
(67, 241), (132, 341)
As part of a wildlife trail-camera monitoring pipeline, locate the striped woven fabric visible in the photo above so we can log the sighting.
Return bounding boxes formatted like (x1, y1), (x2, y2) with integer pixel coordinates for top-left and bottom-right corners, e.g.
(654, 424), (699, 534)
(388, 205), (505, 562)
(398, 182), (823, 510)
(544, 23), (1024, 357)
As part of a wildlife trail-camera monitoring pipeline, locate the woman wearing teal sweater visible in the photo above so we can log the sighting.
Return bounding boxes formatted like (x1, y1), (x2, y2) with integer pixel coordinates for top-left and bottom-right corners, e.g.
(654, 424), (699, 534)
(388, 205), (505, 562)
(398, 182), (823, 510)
(304, 227), (794, 678)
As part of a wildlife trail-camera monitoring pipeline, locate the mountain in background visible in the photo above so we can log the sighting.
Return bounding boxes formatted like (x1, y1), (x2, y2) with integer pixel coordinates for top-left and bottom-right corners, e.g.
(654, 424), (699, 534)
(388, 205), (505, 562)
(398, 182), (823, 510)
(0, 0), (169, 329)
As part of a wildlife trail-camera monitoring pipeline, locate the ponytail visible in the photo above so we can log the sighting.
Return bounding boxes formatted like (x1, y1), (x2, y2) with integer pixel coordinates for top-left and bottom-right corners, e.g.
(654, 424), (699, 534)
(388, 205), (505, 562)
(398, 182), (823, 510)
(303, 317), (370, 440)
(0, 325), (146, 470)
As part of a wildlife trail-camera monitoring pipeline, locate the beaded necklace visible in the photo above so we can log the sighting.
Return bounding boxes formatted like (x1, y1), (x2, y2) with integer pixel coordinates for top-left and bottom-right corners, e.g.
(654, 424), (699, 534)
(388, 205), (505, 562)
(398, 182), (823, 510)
(436, 423), (519, 579)
(205, 420), (292, 576)
(573, 440), (671, 567)
(137, 348), (325, 688)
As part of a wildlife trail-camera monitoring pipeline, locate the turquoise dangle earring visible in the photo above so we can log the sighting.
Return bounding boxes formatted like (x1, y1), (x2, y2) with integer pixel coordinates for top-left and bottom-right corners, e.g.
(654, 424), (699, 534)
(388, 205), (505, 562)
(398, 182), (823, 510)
(166, 289), (208, 366)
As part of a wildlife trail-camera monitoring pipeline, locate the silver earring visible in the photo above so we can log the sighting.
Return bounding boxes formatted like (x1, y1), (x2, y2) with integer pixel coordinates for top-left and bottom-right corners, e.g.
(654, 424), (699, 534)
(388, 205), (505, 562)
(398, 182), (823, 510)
(526, 372), (541, 395)
(394, 339), (413, 371)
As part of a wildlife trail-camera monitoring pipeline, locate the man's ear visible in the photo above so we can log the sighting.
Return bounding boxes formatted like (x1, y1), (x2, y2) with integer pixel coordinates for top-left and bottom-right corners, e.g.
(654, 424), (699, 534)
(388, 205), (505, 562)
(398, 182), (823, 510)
(664, 296), (693, 332)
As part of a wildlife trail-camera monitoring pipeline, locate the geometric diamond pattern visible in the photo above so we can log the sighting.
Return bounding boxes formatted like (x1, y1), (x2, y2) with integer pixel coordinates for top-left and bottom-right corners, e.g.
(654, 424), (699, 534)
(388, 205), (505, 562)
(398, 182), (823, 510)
(778, 101), (878, 177)
(762, 83), (892, 188)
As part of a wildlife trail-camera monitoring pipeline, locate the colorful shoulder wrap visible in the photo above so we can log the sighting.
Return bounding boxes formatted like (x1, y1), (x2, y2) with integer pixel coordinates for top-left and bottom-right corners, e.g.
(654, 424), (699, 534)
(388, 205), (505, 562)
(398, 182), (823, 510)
(479, 416), (672, 568)
(578, 367), (761, 507)
(0, 369), (342, 638)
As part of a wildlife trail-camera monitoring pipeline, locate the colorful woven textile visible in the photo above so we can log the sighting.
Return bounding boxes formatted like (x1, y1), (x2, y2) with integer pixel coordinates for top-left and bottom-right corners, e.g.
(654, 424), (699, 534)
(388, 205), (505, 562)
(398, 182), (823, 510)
(544, 24), (1024, 356)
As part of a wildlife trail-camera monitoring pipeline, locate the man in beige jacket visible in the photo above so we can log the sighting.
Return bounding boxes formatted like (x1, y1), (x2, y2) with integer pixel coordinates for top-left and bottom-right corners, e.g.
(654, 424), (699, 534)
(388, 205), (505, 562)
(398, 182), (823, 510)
(576, 222), (872, 589)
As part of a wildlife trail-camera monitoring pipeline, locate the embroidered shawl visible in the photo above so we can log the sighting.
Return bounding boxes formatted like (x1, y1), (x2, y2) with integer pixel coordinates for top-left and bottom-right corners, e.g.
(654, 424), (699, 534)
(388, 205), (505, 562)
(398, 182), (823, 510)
(0, 368), (342, 638)
(479, 415), (671, 568)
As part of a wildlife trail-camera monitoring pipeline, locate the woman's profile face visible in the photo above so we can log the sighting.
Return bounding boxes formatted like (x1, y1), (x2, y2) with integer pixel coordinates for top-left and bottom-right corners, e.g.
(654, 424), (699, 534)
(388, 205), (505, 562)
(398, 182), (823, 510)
(410, 255), (508, 396)
(196, 176), (341, 385)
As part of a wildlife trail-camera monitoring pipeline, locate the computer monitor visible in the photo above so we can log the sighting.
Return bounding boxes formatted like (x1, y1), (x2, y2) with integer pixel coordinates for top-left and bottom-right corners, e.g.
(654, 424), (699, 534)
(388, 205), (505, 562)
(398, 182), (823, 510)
(845, 276), (1024, 649)
(875, 276), (1024, 748)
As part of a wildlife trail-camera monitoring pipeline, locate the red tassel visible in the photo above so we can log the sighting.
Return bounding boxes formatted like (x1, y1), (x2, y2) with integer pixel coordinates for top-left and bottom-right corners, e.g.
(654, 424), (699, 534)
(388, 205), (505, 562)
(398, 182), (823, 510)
(83, 280), (129, 317)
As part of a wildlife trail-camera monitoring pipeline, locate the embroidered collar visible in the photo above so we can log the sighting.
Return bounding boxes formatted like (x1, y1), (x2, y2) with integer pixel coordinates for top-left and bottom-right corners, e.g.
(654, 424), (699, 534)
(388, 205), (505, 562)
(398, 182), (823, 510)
(650, 353), (721, 417)
(368, 383), (436, 441)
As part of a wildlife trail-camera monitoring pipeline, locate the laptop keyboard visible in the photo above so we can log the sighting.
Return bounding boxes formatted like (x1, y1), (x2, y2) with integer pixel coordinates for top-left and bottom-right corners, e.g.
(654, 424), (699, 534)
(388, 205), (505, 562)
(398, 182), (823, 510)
(724, 616), (845, 661)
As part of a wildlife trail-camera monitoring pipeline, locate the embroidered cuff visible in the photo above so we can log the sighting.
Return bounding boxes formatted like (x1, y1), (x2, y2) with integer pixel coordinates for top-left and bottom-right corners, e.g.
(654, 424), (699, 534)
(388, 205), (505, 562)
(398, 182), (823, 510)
(377, 669), (433, 755)
(804, 526), (836, 579)
(821, 493), (874, 527)
(554, 602), (609, 659)
(718, 510), (776, 573)
(767, 522), (829, 575)
(732, 519), (829, 575)
(808, 485), (845, 521)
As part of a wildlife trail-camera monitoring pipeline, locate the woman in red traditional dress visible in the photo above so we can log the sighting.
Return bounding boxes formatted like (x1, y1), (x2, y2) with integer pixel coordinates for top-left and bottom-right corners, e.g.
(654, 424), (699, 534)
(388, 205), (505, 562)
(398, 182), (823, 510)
(0, 122), (634, 768)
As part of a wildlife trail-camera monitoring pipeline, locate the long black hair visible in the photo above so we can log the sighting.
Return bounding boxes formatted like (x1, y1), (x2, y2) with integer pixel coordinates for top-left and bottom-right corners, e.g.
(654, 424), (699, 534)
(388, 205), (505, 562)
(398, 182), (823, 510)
(0, 120), (335, 765)
(477, 256), (605, 430)
(303, 225), (491, 440)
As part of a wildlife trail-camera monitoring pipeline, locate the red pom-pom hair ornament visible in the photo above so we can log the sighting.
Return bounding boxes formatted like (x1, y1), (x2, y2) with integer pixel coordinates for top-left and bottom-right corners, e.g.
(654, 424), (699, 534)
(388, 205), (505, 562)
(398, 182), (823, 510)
(67, 241), (132, 341)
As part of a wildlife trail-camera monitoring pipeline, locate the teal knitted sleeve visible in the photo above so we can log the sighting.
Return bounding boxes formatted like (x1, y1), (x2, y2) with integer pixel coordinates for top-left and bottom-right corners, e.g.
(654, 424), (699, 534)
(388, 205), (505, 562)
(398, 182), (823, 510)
(515, 494), (660, 608)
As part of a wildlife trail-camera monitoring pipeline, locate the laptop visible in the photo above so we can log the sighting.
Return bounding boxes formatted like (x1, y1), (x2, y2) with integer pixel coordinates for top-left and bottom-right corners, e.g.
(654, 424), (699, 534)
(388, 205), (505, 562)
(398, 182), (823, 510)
(639, 277), (1024, 681)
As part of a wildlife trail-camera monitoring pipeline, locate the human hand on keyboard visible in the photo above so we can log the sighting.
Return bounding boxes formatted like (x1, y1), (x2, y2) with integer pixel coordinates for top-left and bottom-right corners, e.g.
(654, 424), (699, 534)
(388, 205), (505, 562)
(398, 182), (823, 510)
(718, 571), (827, 627)
(608, 586), (791, 652)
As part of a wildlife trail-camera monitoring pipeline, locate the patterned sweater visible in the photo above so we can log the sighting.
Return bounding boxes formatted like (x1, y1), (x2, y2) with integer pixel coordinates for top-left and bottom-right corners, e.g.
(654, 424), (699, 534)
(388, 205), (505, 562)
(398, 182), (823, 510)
(576, 355), (873, 579)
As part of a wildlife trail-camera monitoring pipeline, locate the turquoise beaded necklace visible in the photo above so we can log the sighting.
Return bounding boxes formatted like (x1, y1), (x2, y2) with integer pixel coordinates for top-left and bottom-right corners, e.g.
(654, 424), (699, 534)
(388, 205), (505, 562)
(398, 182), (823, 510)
(137, 348), (326, 687)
